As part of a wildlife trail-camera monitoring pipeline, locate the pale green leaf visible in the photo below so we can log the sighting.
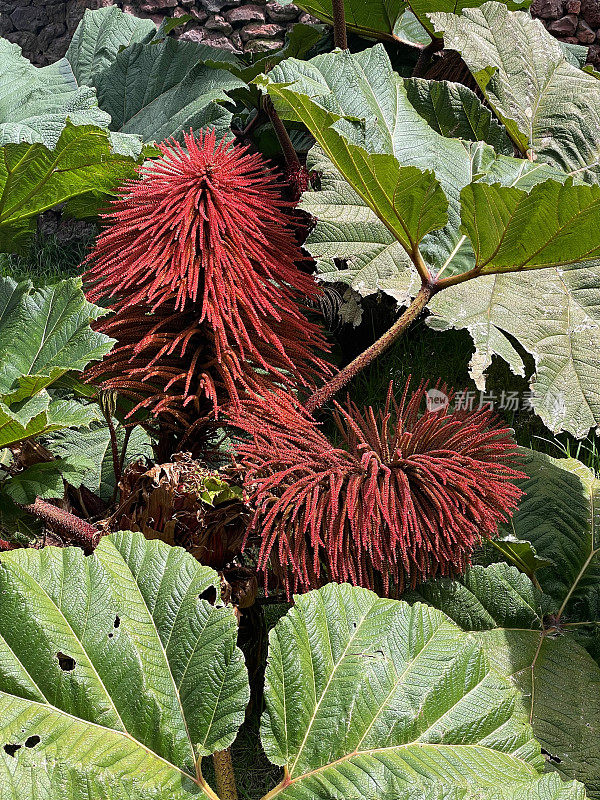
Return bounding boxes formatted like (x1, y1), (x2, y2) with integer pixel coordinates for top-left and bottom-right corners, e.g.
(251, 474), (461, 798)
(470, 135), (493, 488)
(44, 420), (152, 502)
(416, 563), (600, 795)
(0, 39), (110, 149)
(0, 123), (139, 254)
(393, 10), (432, 45)
(428, 268), (600, 437)
(261, 45), (564, 278)
(0, 277), (114, 400)
(431, 2), (600, 179)
(94, 38), (244, 143)
(0, 532), (249, 799)
(257, 59), (449, 256)
(260, 582), (584, 800)
(66, 6), (156, 87)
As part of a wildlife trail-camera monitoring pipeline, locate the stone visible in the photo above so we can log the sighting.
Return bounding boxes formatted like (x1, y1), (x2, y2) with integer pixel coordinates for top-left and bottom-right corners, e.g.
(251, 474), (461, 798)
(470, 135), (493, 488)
(5, 29), (37, 52)
(565, 0), (581, 12)
(173, 6), (190, 16)
(189, 7), (208, 21)
(240, 21), (285, 39)
(199, 0), (240, 12)
(530, 0), (564, 17)
(298, 11), (320, 23)
(140, 0), (177, 11)
(230, 30), (244, 49)
(37, 21), (67, 49)
(202, 29), (243, 50)
(577, 18), (596, 41)
(225, 4), (265, 24)
(547, 12), (578, 33)
(587, 42), (600, 62)
(205, 13), (233, 33)
(179, 26), (205, 41)
(564, 34), (581, 41)
(0, 15), (14, 35)
(10, 6), (44, 33)
(266, 1), (300, 22)
(244, 35), (285, 51)
(581, 0), (600, 27)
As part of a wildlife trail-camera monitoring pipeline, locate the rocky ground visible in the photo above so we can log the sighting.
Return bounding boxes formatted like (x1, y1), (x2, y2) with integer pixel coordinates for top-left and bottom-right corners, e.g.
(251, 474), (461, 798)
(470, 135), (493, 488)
(0, 0), (319, 64)
(1, 0), (599, 71)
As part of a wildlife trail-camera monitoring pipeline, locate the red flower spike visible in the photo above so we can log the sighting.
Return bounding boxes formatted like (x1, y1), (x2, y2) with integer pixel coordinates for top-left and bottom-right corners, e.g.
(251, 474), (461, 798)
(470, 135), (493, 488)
(84, 130), (331, 402)
(231, 380), (526, 597)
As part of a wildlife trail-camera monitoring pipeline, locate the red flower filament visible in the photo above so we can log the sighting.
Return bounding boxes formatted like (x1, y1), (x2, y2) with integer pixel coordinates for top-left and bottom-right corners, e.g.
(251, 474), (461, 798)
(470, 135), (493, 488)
(232, 380), (526, 596)
(84, 130), (331, 424)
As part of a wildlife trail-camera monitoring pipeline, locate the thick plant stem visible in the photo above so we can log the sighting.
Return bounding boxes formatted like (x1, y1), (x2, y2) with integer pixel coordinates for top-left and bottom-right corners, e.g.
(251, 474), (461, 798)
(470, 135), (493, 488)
(305, 282), (433, 413)
(23, 498), (100, 552)
(263, 98), (301, 173)
(332, 0), (348, 49)
(213, 749), (238, 800)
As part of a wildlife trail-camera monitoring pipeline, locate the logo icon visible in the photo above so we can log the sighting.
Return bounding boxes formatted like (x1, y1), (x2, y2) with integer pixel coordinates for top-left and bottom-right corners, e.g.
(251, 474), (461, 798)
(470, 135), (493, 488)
(426, 388), (449, 413)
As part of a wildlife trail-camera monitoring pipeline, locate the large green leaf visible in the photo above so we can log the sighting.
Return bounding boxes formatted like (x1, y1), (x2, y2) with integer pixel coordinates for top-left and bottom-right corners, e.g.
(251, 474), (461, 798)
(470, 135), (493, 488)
(260, 582), (584, 800)
(0, 122), (139, 254)
(0, 277), (112, 451)
(0, 277), (114, 401)
(427, 260), (600, 437)
(269, 47), (600, 437)
(0, 532), (249, 799)
(44, 420), (153, 502)
(405, 78), (513, 154)
(3, 455), (94, 505)
(0, 396), (102, 449)
(431, 2), (600, 179)
(274, 0), (528, 41)
(94, 38), (244, 144)
(415, 563), (600, 796)
(259, 45), (564, 276)
(0, 39), (109, 149)
(66, 6), (156, 87)
(459, 180), (600, 273)
(503, 451), (600, 618)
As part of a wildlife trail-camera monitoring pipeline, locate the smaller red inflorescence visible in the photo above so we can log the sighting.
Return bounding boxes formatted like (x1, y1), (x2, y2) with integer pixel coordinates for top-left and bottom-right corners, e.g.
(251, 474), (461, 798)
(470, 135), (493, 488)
(231, 380), (526, 596)
(84, 130), (331, 425)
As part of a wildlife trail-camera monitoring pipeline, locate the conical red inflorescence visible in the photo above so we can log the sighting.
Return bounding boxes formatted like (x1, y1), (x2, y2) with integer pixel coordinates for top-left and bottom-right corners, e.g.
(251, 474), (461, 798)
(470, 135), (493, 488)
(84, 130), (331, 423)
(231, 380), (526, 596)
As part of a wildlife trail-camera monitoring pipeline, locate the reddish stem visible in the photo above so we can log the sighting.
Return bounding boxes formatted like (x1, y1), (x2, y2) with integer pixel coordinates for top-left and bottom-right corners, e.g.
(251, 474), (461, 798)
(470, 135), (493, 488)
(332, 0), (348, 49)
(304, 282), (433, 413)
(23, 498), (101, 553)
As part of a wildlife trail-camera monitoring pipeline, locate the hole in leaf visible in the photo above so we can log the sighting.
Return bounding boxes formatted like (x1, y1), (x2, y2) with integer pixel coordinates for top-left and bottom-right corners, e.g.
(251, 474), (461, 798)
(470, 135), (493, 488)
(24, 736), (40, 749)
(198, 586), (217, 605)
(333, 257), (348, 271)
(56, 652), (76, 672)
(108, 633), (114, 639)
(113, 616), (121, 628)
(541, 748), (562, 764)
(4, 744), (21, 757)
